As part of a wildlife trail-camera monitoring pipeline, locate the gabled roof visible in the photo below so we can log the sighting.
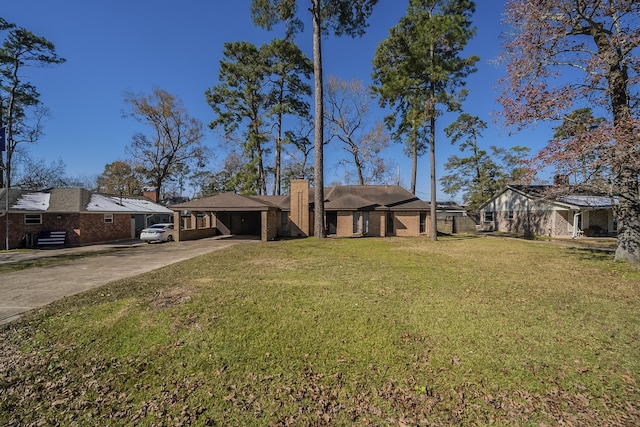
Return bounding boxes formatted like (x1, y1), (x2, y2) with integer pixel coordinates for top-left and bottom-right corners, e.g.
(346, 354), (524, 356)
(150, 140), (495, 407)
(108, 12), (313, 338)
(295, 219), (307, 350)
(320, 185), (430, 211)
(168, 185), (431, 213)
(325, 194), (379, 210)
(479, 185), (615, 211)
(0, 188), (173, 214)
(252, 195), (289, 210)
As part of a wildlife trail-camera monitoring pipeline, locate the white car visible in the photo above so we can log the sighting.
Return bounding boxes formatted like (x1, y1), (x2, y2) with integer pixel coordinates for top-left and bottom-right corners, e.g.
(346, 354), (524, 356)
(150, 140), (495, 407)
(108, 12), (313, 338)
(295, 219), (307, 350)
(140, 223), (175, 243)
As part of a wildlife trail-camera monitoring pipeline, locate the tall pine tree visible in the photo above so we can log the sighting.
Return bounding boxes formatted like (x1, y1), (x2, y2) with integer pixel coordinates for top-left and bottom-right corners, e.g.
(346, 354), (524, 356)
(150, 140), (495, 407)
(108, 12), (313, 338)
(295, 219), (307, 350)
(372, 0), (478, 240)
(251, 0), (378, 237)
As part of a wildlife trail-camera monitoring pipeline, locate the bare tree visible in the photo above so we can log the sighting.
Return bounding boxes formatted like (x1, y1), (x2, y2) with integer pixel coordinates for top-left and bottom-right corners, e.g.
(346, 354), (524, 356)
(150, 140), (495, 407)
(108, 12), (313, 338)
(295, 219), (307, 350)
(13, 157), (67, 190)
(325, 76), (393, 185)
(124, 88), (208, 202)
(282, 119), (315, 192)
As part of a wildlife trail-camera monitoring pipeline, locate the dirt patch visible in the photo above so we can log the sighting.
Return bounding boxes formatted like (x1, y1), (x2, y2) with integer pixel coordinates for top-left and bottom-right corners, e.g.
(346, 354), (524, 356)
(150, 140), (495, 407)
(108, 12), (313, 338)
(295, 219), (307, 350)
(148, 287), (193, 309)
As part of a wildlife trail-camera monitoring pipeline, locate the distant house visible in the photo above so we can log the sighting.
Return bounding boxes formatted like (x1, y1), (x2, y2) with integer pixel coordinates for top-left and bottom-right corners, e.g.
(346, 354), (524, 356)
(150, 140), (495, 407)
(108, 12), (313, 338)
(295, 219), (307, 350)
(170, 180), (434, 242)
(0, 188), (173, 249)
(478, 185), (617, 238)
(435, 202), (477, 234)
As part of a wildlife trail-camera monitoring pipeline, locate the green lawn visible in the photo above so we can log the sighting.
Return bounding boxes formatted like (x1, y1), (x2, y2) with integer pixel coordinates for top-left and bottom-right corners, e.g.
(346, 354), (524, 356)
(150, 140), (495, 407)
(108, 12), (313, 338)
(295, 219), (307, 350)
(1, 236), (639, 426)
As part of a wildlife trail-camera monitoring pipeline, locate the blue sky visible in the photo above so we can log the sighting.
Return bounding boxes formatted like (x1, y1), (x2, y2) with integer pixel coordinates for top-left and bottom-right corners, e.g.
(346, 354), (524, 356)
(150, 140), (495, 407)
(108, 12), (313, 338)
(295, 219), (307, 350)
(3, 0), (554, 201)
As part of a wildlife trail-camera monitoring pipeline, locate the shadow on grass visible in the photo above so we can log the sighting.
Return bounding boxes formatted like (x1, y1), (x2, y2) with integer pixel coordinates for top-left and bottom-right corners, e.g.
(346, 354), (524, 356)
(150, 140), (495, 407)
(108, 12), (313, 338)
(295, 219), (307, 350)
(0, 249), (124, 274)
(563, 246), (615, 262)
(437, 232), (482, 241)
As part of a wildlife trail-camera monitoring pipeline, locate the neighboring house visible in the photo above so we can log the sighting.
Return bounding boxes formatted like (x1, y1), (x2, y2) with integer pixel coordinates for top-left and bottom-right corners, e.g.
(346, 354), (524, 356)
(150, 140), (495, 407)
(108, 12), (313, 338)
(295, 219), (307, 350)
(0, 188), (173, 249)
(478, 185), (617, 238)
(170, 180), (434, 242)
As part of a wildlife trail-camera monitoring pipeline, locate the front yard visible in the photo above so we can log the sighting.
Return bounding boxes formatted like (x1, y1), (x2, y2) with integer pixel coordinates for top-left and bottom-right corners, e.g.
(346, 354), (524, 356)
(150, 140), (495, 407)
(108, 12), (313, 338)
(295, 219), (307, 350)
(1, 236), (638, 425)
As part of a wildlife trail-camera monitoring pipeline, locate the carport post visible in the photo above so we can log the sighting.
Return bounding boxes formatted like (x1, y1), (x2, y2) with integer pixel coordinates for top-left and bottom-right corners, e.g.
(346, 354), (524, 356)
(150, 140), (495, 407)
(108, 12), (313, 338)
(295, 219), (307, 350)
(2, 164), (7, 251)
(173, 211), (181, 242)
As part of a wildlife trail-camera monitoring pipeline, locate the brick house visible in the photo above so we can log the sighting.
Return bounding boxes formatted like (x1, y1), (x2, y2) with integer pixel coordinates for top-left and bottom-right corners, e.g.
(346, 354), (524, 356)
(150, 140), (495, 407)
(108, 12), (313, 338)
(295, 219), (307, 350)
(170, 180), (433, 242)
(0, 188), (173, 249)
(478, 185), (617, 238)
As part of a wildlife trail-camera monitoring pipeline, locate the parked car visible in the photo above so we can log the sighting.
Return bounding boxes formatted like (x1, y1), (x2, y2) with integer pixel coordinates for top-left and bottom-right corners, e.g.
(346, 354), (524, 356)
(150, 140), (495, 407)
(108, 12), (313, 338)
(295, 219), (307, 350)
(140, 223), (175, 243)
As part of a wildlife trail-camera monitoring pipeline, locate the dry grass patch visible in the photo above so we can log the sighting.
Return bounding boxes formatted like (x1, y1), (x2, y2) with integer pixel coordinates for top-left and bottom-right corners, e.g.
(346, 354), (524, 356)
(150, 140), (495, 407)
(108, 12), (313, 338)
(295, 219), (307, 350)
(148, 287), (193, 310)
(1, 236), (639, 426)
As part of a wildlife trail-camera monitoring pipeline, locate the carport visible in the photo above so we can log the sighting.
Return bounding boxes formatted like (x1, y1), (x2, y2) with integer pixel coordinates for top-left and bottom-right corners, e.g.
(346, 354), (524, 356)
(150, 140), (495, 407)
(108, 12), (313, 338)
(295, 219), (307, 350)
(170, 193), (282, 242)
(216, 211), (261, 235)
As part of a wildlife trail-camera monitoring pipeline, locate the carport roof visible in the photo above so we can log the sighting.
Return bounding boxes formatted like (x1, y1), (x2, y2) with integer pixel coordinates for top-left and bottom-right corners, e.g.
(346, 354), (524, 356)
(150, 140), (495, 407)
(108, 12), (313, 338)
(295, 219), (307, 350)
(170, 192), (281, 211)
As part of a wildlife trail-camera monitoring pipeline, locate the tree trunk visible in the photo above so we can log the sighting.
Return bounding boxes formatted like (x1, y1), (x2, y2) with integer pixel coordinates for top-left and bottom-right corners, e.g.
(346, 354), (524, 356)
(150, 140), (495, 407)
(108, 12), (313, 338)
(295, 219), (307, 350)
(312, 0), (325, 238)
(0, 96), (4, 188)
(615, 167), (640, 262)
(410, 123), (417, 194)
(353, 146), (365, 186)
(155, 183), (161, 204)
(273, 84), (285, 195)
(274, 124), (282, 195)
(429, 116), (437, 241)
(590, 23), (640, 262)
(429, 43), (437, 242)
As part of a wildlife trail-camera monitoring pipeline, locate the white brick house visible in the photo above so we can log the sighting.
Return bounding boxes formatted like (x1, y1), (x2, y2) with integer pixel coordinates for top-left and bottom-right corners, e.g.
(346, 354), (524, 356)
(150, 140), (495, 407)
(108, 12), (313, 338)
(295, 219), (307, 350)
(478, 185), (616, 238)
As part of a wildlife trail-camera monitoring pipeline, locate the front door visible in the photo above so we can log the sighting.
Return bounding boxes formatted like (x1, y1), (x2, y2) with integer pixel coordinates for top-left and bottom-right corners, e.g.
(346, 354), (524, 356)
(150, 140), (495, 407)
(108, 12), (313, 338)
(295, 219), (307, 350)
(386, 212), (395, 236)
(326, 212), (337, 235)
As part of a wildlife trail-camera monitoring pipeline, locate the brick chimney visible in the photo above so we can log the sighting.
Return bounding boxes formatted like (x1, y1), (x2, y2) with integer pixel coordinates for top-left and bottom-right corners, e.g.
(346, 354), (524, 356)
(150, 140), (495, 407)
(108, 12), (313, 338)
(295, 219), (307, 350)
(289, 179), (310, 237)
(143, 187), (157, 202)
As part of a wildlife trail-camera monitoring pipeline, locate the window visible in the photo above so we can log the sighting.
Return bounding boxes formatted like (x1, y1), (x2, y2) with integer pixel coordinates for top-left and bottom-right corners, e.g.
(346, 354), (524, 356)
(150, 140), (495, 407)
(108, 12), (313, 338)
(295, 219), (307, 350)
(104, 214), (113, 223)
(24, 214), (42, 225)
(507, 211), (514, 221)
(420, 212), (427, 234)
(362, 211), (369, 235)
(386, 212), (395, 234)
(353, 212), (361, 233)
(484, 211), (494, 222)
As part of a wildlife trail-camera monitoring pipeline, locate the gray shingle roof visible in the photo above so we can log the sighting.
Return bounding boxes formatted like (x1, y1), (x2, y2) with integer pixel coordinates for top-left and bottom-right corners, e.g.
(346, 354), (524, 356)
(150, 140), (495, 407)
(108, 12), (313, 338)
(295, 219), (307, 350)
(0, 188), (172, 214)
(170, 192), (279, 211)
(169, 185), (431, 212)
(322, 185), (430, 211)
(481, 185), (616, 210)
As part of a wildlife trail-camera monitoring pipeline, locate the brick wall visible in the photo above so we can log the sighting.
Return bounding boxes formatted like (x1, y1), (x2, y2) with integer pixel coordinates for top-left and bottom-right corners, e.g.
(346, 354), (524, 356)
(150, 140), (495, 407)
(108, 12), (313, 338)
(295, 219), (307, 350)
(0, 213), (37, 249)
(393, 212), (421, 237)
(492, 210), (559, 237)
(179, 228), (218, 241)
(331, 210), (425, 238)
(0, 212), (135, 249)
(0, 213), (83, 249)
(78, 213), (132, 244)
(335, 211), (353, 237)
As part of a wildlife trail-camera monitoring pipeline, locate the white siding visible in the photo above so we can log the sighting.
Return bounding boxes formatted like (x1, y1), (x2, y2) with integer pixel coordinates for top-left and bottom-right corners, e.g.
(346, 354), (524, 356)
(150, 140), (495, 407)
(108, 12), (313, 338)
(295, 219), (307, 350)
(481, 188), (558, 213)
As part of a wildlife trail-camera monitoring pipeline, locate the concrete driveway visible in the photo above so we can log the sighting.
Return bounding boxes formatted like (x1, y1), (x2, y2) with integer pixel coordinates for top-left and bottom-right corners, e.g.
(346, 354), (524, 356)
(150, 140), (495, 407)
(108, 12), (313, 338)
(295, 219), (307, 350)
(0, 236), (257, 325)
